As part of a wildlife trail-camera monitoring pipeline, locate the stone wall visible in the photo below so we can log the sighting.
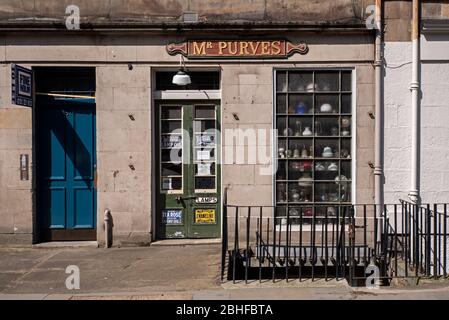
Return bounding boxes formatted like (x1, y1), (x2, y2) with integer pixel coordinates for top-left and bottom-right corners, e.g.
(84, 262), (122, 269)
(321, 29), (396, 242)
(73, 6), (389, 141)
(0, 64), (34, 244)
(0, 0), (374, 27)
(96, 65), (152, 246)
(0, 32), (374, 244)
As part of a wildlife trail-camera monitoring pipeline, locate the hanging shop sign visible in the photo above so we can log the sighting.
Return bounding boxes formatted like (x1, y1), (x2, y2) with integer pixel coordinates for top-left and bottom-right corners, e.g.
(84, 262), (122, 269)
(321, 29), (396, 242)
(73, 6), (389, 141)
(195, 209), (216, 224)
(11, 64), (33, 107)
(167, 40), (308, 59)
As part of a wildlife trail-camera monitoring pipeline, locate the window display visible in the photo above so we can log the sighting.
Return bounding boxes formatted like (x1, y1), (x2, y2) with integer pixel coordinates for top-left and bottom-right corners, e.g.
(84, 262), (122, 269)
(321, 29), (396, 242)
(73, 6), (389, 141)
(275, 69), (353, 225)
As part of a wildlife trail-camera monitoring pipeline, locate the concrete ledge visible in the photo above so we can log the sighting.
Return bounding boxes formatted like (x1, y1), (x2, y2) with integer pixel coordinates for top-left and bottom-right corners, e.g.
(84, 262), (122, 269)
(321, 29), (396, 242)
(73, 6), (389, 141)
(150, 239), (222, 246)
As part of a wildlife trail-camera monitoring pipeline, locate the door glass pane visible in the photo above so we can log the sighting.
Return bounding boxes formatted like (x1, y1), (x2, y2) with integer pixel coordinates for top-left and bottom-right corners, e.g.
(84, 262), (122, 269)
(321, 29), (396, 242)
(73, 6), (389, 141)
(161, 106), (182, 119)
(194, 105), (217, 192)
(195, 177), (216, 190)
(195, 106), (215, 119)
(161, 120), (182, 133)
(160, 105), (183, 193)
(162, 163), (182, 176)
(161, 177), (182, 191)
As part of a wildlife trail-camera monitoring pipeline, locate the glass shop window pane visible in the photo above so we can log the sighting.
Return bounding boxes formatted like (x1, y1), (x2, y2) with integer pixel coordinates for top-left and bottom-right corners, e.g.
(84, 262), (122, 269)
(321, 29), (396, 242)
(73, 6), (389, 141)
(162, 177), (182, 190)
(314, 117), (339, 137)
(161, 106), (182, 119)
(288, 71), (313, 92)
(161, 134), (182, 148)
(195, 177), (216, 190)
(315, 94), (339, 114)
(315, 182), (339, 203)
(277, 71), (287, 92)
(341, 94), (352, 114)
(341, 71), (352, 91)
(315, 139), (339, 159)
(195, 134), (216, 147)
(162, 163), (183, 176)
(161, 148), (182, 162)
(195, 148), (215, 162)
(161, 121), (182, 133)
(196, 162), (216, 176)
(277, 94), (287, 114)
(315, 71), (339, 91)
(195, 120), (216, 132)
(289, 94), (313, 114)
(195, 106), (215, 119)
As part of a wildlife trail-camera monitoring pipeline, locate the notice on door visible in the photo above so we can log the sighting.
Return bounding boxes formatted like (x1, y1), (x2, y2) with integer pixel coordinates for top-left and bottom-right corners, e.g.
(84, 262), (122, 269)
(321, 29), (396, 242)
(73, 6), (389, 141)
(195, 209), (216, 224)
(162, 209), (183, 225)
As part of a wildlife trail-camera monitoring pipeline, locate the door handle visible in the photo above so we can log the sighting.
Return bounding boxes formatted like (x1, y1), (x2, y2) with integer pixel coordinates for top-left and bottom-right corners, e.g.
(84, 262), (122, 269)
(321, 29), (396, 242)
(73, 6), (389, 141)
(176, 196), (196, 203)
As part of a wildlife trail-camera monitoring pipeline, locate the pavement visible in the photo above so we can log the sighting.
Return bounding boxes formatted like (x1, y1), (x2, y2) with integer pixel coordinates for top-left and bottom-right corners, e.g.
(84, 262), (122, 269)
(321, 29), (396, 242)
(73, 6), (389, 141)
(1, 244), (449, 300)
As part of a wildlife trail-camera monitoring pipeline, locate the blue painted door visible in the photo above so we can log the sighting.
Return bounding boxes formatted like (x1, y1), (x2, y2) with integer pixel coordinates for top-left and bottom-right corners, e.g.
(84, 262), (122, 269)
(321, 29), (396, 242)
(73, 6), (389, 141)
(37, 97), (96, 240)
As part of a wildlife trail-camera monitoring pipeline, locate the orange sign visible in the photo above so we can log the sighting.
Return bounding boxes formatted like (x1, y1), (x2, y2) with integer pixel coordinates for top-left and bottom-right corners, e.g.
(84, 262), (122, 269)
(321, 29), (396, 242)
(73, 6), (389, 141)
(167, 40), (308, 59)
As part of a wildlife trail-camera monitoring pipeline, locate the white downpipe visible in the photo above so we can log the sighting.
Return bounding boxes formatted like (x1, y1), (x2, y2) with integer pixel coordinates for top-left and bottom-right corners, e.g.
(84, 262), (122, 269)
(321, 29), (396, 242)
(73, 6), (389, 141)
(374, 0), (384, 216)
(409, 0), (420, 203)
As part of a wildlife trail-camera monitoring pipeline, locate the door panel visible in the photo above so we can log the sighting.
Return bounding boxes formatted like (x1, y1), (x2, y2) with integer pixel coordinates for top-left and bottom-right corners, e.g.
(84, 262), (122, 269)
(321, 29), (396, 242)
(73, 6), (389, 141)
(37, 97), (96, 241)
(156, 101), (221, 239)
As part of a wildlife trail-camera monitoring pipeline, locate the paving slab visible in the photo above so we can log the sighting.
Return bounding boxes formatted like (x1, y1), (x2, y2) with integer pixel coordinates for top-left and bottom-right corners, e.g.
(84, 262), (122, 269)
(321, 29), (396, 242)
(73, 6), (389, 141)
(1, 245), (449, 300)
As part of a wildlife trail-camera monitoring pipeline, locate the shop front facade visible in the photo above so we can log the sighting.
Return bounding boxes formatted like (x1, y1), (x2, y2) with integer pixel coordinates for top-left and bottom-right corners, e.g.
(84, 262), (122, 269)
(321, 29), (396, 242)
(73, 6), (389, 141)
(0, 26), (375, 244)
(0, 0), (381, 246)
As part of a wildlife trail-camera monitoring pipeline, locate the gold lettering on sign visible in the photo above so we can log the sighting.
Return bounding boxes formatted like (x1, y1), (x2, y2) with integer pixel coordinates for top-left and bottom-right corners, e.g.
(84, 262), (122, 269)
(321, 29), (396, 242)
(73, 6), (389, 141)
(240, 42), (249, 55)
(218, 41), (228, 55)
(249, 42), (261, 55)
(272, 41), (281, 55)
(193, 42), (206, 55)
(167, 39), (308, 58)
(228, 42), (238, 55)
(261, 41), (270, 55)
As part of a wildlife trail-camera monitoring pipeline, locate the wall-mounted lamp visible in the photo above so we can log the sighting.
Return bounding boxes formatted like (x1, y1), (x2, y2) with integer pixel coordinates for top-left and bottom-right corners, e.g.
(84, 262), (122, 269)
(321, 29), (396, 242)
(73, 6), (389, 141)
(368, 111), (375, 119)
(232, 113), (240, 121)
(128, 63), (133, 71)
(172, 56), (191, 86)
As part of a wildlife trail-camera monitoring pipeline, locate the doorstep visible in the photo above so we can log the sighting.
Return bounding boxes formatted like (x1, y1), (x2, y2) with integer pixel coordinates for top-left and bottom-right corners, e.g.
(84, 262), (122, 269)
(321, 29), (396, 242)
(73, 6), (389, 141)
(32, 241), (99, 249)
(150, 239), (221, 246)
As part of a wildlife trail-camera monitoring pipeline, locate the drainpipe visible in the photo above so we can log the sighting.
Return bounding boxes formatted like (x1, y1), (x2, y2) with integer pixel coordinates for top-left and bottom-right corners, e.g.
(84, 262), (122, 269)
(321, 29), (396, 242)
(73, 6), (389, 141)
(374, 0), (384, 214)
(409, 0), (421, 204)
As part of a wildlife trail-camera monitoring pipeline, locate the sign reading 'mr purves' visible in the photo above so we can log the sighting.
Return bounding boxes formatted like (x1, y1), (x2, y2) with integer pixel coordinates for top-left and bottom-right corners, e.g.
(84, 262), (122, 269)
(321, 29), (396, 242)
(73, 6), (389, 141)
(167, 40), (308, 59)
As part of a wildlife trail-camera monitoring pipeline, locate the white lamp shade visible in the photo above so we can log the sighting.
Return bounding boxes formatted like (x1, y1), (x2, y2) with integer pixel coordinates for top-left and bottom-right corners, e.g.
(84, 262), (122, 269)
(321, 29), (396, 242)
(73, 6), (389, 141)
(172, 70), (191, 86)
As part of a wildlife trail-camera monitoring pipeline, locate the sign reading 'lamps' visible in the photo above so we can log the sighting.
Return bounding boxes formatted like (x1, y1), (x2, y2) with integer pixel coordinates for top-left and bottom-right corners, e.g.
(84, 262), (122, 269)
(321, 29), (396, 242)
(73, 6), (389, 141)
(167, 40), (308, 59)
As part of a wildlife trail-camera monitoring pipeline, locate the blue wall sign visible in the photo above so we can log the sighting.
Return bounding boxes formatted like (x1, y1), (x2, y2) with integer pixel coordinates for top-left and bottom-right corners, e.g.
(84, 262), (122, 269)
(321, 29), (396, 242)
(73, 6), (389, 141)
(11, 64), (33, 107)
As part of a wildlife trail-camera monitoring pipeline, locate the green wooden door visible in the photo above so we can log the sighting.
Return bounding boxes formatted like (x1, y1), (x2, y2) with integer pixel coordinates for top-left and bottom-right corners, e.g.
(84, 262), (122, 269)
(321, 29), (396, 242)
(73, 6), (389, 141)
(156, 101), (221, 239)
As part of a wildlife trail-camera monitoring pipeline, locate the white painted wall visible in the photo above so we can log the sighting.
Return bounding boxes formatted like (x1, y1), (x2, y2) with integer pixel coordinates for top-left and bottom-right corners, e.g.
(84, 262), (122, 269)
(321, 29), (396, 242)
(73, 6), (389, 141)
(384, 41), (412, 203)
(384, 38), (449, 204)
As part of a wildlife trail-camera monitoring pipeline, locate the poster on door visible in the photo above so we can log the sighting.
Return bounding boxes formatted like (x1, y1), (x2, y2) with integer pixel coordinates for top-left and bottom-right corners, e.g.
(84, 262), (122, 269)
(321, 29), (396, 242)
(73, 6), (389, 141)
(195, 209), (216, 224)
(162, 209), (182, 225)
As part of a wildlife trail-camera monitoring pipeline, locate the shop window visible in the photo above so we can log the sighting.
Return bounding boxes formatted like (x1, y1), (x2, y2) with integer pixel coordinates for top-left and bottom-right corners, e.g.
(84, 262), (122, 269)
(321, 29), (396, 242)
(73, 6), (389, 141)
(275, 69), (353, 225)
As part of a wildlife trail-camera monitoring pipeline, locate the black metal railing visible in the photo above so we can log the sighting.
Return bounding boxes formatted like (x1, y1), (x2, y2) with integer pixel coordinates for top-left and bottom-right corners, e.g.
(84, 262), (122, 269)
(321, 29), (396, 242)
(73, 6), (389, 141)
(221, 196), (449, 285)
(398, 200), (449, 279)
